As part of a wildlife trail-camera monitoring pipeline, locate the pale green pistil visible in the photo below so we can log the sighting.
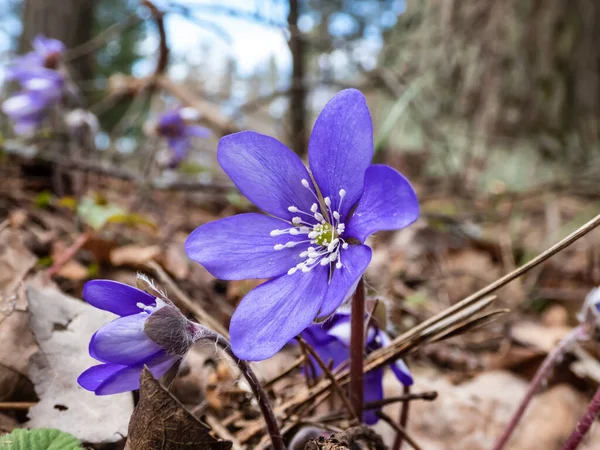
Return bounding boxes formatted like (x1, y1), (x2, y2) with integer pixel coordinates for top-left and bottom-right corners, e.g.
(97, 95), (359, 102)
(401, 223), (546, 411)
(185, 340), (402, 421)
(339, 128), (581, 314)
(313, 223), (338, 246)
(270, 179), (349, 275)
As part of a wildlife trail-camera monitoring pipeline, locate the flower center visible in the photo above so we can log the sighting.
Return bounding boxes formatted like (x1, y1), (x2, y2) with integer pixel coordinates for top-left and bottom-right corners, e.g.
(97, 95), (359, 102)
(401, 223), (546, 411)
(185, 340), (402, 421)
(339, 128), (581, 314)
(270, 179), (349, 276)
(313, 223), (337, 246)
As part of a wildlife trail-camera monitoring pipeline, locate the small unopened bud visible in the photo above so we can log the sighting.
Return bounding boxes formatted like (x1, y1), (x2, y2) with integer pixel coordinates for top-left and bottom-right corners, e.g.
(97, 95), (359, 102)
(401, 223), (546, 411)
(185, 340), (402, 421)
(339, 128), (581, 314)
(144, 305), (196, 356)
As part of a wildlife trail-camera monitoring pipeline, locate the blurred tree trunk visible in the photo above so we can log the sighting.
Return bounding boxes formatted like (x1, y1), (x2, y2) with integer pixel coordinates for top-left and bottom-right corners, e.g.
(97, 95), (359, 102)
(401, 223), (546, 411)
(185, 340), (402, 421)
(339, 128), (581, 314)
(389, 0), (600, 165)
(288, 0), (308, 156)
(19, 0), (96, 102)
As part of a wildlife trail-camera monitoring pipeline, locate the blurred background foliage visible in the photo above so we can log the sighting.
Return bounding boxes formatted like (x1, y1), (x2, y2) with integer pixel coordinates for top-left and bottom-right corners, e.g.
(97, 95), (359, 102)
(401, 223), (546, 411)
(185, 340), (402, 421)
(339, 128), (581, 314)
(1, 0), (599, 197)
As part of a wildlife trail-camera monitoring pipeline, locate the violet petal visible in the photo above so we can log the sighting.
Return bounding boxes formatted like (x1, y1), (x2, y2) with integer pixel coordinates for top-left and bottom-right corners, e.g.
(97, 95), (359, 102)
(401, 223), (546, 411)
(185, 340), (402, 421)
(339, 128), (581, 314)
(218, 131), (316, 221)
(89, 313), (162, 365)
(308, 89), (373, 220)
(185, 213), (309, 280)
(230, 266), (329, 361)
(317, 244), (372, 318)
(362, 367), (384, 425)
(346, 164), (419, 243)
(83, 279), (156, 316)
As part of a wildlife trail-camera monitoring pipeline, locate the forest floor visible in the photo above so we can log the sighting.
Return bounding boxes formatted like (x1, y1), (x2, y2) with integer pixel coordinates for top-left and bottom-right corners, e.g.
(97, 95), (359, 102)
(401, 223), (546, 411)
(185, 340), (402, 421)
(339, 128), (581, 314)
(1, 152), (600, 450)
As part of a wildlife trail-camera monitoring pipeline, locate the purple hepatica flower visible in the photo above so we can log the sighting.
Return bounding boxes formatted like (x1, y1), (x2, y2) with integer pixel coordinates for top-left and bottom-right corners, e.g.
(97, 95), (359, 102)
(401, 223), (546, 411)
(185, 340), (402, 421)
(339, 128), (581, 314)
(6, 35), (65, 78)
(302, 312), (413, 425)
(157, 108), (211, 166)
(1, 91), (48, 135)
(185, 89), (419, 361)
(78, 279), (198, 395)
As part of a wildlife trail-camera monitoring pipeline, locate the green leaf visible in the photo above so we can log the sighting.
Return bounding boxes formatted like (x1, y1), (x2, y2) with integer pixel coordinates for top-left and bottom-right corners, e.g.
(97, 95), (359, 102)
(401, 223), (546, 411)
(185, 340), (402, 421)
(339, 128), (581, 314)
(106, 213), (157, 230)
(34, 191), (54, 209)
(0, 428), (82, 450)
(76, 197), (124, 231)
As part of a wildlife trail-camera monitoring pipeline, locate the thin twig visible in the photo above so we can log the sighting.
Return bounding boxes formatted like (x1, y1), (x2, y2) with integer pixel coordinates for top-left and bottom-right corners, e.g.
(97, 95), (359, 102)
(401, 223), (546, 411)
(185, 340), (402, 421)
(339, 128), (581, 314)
(64, 15), (143, 62)
(364, 391), (438, 410)
(350, 278), (366, 420)
(492, 325), (587, 450)
(561, 383), (600, 450)
(155, 76), (239, 135)
(263, 356), (305, 389)
(142, 0), (169, 76)
(376, 411), (423, 450)
(204, 413), (243, 450)
(297, 337), (359, 423)
(394, 385), (411, 450)
(196, 328), (285, 450)
(3, 145), (236, 193)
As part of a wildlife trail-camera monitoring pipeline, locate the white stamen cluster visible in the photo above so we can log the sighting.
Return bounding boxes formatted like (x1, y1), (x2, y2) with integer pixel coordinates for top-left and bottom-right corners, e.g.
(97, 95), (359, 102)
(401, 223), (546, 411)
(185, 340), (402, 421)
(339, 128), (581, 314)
(270, 179), (349, 275)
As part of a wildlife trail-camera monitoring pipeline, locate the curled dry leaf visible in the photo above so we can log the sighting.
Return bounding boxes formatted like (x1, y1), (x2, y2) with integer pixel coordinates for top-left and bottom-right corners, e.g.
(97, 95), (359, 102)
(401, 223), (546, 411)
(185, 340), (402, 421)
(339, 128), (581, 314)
(125, 367), (233, 450)
(0, 229), (37, 401)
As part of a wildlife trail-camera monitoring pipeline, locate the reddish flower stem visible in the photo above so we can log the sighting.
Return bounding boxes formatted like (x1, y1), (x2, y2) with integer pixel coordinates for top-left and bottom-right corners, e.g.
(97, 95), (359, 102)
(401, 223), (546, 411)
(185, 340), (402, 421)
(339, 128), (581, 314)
(349, 277), (366, 420)
(47, 230), (92, 278)
(561, 383), (600, 450)
(196, 328), (285, 450)
(492, 326), (586, 450)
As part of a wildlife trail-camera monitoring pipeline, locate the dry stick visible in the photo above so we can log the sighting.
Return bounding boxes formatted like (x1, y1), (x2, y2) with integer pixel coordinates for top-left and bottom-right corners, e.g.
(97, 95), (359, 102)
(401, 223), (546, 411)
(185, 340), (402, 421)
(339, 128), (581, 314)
(0, 402), (37, 410)
(376, 411), (423, 450)
(263, 356), (305, 389)
(364, 391), (438, 410)
(561, 383), (600, 450)
(492, 325), (587, 450)
(393, 384), (412, 450)
(297, 337), (359, 423)
(46, 229), (92, 278)
(197, 328), (285, 450)
(364, 211), (600, 373)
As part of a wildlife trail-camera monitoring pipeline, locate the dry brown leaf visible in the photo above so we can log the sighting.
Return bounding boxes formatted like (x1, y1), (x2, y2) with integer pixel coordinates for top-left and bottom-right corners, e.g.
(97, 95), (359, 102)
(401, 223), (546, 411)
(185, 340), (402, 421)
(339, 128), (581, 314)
(160, 242), (190, 280)
(56, 260), (89, 281)
(378, 368), (587, 450)
(126, 367), (232, 450)
(110, 244), (161, 266)
(26, 279), (133, 443)
(0, 229), (37, 401)
(510, 321), (571, 354)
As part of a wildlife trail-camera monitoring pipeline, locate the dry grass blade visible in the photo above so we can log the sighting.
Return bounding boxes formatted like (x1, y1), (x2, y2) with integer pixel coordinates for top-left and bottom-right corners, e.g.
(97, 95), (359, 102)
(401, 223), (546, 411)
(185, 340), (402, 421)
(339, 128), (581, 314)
(418, 295), (497, 342)
(428, 309), (510, 344)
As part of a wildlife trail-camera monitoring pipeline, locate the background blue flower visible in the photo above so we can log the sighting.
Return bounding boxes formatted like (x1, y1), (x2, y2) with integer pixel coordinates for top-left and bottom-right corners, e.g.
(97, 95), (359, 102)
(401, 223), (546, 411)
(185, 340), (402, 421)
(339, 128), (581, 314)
(301, 311), (413, 425)
(2, 35), (65, 135)
(157, 108), (212, 166)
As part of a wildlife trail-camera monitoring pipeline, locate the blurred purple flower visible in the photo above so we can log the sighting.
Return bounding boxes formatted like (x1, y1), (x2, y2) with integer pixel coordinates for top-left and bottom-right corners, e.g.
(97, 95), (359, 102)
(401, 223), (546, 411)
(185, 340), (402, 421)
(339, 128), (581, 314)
(1, 91), (48, 135)
(302, 312), (413, 424)
(2, 35), (65, 135)
(157, 108), (211, 166)
(78, 279), (199, 395)
(6, 35), (65, 79)
(185, 89), (419, 361)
